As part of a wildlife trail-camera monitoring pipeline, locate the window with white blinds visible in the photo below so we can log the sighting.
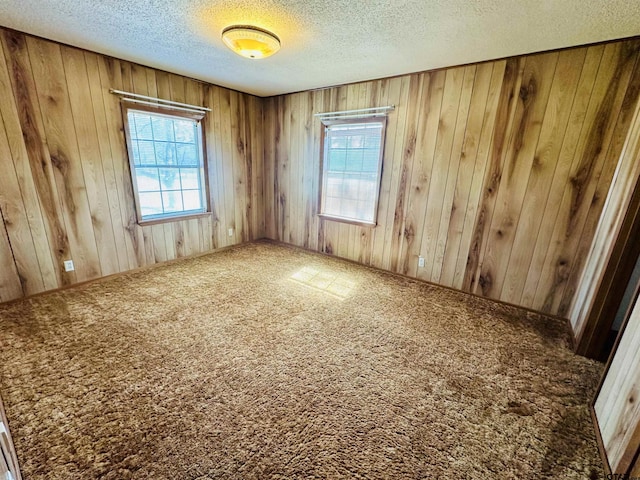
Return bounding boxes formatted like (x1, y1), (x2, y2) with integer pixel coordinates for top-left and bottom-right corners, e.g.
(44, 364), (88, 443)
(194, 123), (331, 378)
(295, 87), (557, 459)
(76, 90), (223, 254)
(123, 107), (208, 223)
(320, 120), (386, 225)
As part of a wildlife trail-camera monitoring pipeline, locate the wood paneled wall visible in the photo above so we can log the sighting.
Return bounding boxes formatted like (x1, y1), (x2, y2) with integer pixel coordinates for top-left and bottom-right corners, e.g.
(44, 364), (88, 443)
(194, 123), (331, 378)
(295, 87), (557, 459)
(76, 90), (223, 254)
(0, 29), (264, 302)
(594, 291), (640, 474)
(2, 27), (640, 321)
(263, 39), (640, 317)
(569, 96), (640, 351)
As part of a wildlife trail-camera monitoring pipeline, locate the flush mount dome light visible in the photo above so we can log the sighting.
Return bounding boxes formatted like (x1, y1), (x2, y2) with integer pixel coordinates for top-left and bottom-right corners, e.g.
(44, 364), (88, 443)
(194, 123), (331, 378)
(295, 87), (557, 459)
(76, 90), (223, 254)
(221, 25), (281, 59)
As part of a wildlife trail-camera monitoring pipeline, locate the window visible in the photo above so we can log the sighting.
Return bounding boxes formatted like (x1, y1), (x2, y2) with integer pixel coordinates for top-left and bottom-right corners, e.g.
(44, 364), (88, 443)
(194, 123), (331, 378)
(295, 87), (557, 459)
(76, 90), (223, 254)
(320, 119), (386, 225)
(123, 107), (208, 223)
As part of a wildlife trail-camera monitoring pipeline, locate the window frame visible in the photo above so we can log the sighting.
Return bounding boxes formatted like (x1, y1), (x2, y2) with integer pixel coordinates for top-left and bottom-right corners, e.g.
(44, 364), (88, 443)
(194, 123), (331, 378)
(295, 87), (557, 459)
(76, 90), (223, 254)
(318, 117), (387, 227)
(121, 103), (211, 225)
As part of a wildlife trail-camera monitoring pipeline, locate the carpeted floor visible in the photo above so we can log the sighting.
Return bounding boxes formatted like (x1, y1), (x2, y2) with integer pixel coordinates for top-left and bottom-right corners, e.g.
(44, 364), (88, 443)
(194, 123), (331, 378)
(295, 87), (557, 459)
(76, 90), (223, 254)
(0, 241), (604, 479)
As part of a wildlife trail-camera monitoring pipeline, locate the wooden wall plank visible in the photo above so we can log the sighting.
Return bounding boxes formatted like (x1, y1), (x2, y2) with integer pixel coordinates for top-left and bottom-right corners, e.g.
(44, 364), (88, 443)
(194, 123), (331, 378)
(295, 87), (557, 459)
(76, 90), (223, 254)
(439, 62), (494, 287)
(520, 45), (604, 307)
(502, 49), (586, 304)
(569, 70), (640, 347)
(534, 41), (639, 314)
(389, 74), (422, 273)
(61, 45), (120, 276)
(476, 52), (559, 300)
(463, 57), (525, 295)
(501, 49), (585, 305)
(1, 30), (73, 288)
(0, 106), (44, 295)
(450, 60), (507, 290)
(84, 51), (131, 272)
(431, 65), (475, 282)
(595, 289), (640, 473)
(0, 208), (23, 301)
(405, 71), (444, 278)
(26, 36), (102, 282)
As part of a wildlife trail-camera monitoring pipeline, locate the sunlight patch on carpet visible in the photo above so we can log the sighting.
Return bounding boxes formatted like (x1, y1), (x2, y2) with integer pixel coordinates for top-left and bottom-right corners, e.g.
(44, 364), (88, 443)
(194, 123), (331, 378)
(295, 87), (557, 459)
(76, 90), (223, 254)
(288, 266), (356, 299)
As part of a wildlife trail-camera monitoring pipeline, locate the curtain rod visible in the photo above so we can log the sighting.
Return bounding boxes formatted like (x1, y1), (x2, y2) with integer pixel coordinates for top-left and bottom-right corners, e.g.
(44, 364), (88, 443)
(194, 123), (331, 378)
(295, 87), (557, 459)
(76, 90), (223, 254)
(120, 98), (207, 115)
(110, 89), (211, 112)
(314, 105), (395, 118)
(319, 113), (390, 121)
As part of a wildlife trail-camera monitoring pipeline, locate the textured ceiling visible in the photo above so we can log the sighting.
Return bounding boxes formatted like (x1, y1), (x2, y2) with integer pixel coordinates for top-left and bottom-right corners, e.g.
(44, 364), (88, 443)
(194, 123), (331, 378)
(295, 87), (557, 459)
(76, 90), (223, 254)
(1, 0), (639, 97)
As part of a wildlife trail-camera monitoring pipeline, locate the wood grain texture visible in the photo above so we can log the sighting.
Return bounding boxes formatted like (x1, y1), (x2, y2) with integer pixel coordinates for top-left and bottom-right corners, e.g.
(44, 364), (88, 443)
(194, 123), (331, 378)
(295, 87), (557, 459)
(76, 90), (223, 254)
(0, 393), (22, 480)
(595, 290), (640, 474)
(264, 38), (640, 317)
(569, 77), (640, 348)
(0, 29), (264, 302)
(1, 27), (639, 320)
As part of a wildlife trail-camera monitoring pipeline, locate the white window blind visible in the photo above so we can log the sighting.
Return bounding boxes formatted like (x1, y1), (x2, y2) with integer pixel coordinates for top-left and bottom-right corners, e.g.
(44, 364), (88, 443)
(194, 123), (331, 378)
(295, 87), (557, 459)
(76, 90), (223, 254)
(320, 121), (385, 225)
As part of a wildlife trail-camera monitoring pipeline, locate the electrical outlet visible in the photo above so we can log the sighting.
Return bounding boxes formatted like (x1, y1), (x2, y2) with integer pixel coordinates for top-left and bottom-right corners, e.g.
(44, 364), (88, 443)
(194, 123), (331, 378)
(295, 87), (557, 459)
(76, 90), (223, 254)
(228, 228), (234, 237)
(63, 260), (75, 272)
(418, 256), (425, 268)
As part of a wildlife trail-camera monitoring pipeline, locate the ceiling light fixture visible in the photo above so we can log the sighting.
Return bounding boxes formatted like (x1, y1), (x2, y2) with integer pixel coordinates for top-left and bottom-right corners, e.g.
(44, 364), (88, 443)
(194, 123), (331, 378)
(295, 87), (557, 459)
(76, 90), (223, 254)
(221, 25), (281, 59)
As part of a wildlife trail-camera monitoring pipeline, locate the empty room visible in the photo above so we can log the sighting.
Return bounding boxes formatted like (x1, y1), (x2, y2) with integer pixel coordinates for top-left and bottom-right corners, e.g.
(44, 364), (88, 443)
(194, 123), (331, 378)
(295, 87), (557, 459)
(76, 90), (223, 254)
(2, 1), (640, 478)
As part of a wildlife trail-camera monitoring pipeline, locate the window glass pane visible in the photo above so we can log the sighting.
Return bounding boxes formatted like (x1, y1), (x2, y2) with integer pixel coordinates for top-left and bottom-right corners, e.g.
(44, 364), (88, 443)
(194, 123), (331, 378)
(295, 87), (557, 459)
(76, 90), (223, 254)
(348, 135), (365, 148)
(364, 135), (381, 149)
(162, 191), (184, 213)
(139, 192), (163, 217)
(180, 168), (200, 190)
(182, 190), (202, 211)
(330, 136), (347, 149)
(136, 168), (160, 192)
(345, 149), (364, 171)
(324, 196), (341, 217)
(126, 109), (207, 220)
(363, 150), (379, 172)
(137, 140), (156, 166)
(174, 120), (196, 143)
(155, 142), (178, 166)
(131, 140), (141, 166)
(132, 113), (154, 140)
(151, 116), (175, 142)
(328, 149), (346, 171)
(321, 121), (384, 224)
(158, 168), (181, 190)
(177, 143), (198, 166)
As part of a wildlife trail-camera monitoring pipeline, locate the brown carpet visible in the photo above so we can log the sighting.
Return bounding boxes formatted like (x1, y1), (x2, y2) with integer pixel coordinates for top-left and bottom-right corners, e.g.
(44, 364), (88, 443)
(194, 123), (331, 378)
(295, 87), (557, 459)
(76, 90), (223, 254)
(0, 241), (603, 479)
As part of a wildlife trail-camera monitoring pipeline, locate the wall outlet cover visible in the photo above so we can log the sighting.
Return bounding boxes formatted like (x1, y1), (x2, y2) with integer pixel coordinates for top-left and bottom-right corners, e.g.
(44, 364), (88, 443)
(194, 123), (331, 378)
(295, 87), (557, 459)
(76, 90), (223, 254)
(63, 260), (75, 272)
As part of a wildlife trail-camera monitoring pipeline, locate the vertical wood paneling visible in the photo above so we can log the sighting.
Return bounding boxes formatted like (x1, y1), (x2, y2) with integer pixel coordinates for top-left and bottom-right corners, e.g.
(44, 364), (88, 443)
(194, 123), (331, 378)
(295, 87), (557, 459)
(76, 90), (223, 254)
(405, 71), (445, 279)
(570, 86), (640, 343)
(439, 62), (494, 287)
(1, 30), (74, 288)
(0, 29), (263, 302)
(0, 213), (22, 301)
(500, 49), (585, 305)
(476, 52), (559, 300)
(595, 293), (640, 474)
(2, 27), (640, 323)
(463, 57), (525, 296)
(264, 38), (640, 318)
(535, 41), (640, 315)
(520, 45), (603, 307)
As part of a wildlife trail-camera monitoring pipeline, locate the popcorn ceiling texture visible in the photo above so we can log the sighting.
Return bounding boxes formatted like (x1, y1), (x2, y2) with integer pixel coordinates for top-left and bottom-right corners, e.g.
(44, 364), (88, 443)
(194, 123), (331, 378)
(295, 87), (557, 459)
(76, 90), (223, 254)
(0, 0), (638, 96)
(0, 242), (604, 479)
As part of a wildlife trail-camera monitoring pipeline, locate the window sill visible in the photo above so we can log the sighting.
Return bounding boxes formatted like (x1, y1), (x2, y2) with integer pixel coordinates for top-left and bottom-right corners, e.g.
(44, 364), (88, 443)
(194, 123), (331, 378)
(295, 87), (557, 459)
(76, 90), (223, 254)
(318, 214), (377, 228)
(138, 212), (211, 226)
